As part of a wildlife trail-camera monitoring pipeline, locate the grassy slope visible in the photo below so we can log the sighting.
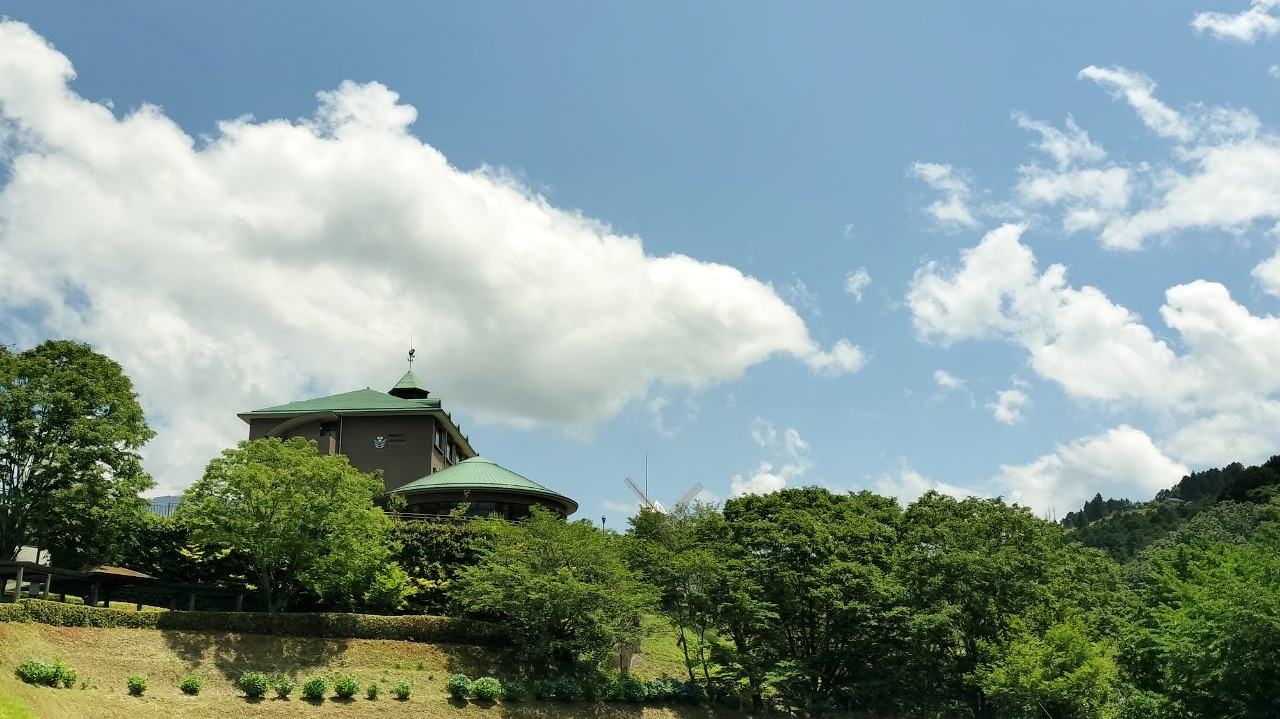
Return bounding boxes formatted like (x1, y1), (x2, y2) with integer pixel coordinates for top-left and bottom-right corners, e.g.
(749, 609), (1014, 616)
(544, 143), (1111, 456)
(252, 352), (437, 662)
(0, 621), (709, 719)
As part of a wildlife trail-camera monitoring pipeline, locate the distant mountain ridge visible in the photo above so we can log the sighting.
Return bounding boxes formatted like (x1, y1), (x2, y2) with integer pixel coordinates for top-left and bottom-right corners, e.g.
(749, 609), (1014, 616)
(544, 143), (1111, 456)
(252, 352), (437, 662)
(148, 495), (182, 515)
(1062, 455), (1280, 559)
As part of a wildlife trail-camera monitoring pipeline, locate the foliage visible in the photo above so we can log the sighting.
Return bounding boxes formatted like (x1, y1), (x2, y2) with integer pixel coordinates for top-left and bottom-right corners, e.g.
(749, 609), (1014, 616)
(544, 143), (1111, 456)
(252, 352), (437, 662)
(8, 597), (501, 643)
(1122, 532), (1280, 719)
(451, 507), (657, 676)
(112, 512), (256, 591)
(0, 340), (154, 563)
(974, 617), (1121, 719)
(392, 679), (411, 700)
(126, 675), (148, 696)
(471, 676), (503, 701)
(13, 659), (75, 688)
(898, 492), (1071, 716)
(392, 519), (494, 614)
(364, 681), (379, 700)
(549, 677), (586, 702)
(271, 675), (296, 699)
(178, 674), (202, 695)
(609, 673), (646, 703)
(300, 676), (327, 701)
(719, 488), (909, 714)
(624, 504), (726, 683)
(332, 674), (358, 700)
(446, 673), (471, 699)
(176, 436), (412, 613)
(237, 671), (270, 699)
(501, 679), (526, 701)
(1066, 457), (1280, 560)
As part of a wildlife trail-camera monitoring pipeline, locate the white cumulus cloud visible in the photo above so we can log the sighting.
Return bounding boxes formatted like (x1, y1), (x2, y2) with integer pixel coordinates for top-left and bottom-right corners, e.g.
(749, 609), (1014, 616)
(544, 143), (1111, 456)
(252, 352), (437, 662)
(995, 426), (1189, 515)
(0, 21), (863, 494)
(908, 223), (1280, 473)
(876, 459), (982, 506)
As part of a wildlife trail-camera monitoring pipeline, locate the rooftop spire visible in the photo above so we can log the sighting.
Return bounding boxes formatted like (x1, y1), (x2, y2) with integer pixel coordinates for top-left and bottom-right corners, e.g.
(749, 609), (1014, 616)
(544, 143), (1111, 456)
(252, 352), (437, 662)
(389, 348), (430, 399)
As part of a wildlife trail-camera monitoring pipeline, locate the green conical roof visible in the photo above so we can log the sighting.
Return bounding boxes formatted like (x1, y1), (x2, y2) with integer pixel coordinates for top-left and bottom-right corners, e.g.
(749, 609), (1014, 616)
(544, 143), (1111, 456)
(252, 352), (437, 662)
(392, 456), (578, 513)
(389, 370), (430, 399)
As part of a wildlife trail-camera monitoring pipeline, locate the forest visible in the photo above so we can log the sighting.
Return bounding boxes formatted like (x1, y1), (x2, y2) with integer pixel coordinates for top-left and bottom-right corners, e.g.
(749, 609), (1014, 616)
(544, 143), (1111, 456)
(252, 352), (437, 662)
(5, 340), (1280, 718)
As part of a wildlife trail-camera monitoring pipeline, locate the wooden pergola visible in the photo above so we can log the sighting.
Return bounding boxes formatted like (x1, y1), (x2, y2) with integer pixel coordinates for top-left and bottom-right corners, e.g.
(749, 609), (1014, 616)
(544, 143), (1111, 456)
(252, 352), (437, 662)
(1, 561), (249, 612)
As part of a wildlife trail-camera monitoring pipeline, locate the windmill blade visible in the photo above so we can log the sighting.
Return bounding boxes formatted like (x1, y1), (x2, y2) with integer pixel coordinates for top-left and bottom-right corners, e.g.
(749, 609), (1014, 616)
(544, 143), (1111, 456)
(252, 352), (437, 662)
(624, 477), (655, 509)
(674, 483), (704, 508)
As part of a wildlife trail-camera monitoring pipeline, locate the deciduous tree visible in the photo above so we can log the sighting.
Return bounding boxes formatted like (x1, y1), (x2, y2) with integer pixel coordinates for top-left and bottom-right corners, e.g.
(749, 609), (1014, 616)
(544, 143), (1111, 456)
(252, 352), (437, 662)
(176, 436), (410, 613)
(0, 340), (153, 562)
(451, 507), (657, 676)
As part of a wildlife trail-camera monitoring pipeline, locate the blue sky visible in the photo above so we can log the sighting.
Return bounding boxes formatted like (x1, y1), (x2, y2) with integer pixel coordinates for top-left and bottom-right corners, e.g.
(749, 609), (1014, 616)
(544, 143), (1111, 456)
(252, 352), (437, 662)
(3, 1), (1280, 524)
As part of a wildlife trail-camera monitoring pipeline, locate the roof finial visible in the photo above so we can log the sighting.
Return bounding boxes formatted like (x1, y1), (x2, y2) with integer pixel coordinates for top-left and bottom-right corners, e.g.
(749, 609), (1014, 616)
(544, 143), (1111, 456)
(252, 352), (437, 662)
(407, 347), (416, 369)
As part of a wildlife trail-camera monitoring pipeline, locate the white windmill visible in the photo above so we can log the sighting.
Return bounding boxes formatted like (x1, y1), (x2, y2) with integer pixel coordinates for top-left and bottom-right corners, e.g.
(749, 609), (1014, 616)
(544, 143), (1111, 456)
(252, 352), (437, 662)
(624, 476), (705, 515)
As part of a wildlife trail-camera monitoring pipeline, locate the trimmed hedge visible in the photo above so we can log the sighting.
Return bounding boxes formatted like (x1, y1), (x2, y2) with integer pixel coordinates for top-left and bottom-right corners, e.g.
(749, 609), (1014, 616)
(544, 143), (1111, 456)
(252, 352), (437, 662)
(2, 598), (502, 645)
(0, 603), (29, 622)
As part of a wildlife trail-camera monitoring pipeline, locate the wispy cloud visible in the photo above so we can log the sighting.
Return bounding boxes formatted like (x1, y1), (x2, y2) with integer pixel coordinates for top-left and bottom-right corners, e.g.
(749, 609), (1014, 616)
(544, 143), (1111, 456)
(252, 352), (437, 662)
(910, 162), (980, 228)
(1192, 0), (1280, 43)
(844, 267), (871, 302)
(731, 418), (812, 496)
(988, 388), (1030, 424)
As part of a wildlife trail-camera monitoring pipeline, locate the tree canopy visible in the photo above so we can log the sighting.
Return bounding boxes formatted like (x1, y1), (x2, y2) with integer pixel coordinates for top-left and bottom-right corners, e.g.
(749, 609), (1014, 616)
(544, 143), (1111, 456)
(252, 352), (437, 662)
(176, 436), (411, 613)
(0, 339), (154, 562)
(451, 507), (657, 677)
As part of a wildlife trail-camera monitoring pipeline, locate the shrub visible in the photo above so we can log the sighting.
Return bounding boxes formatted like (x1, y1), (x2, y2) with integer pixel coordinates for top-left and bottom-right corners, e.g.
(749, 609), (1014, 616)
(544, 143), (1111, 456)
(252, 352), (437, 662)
(272, 675), (296, 699)
(333, 674), (359, 700)
(10, 597), (505, 645)
(14, 659), (76, 688)
(392, 679), (411, 701)
(446, 673), (472, 700)
(528, 679), (554, 700)
(645, 676), (680, 702)
(612, 674), (646, 703)
(238, 671), (270, 699)
(502, 679), (527, 702)
(365, 681), (379, 701)
(471, 676), (502, 701)
(126, 675), (148, 696)
(179, 674), (203, 695)
(301, 676), (327, 702)
(551, 677), (586, 702)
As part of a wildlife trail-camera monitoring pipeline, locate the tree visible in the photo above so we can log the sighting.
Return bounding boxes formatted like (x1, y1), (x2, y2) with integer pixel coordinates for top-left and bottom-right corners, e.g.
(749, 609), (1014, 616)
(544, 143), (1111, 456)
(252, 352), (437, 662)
(176, 436), (411, 613)
(624, 504), (726, 684)
(1122, 530), (1280, 719)
(897, 492), (1068, 717)
(450, 507), (657, 676)
(0, 340), (154, 561)
(717, 487), (908, 715)
(392, 516), (495, 614)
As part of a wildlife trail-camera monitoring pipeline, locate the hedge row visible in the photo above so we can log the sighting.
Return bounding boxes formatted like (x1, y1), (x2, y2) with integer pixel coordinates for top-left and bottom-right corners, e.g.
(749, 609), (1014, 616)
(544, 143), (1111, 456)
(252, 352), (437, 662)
(2, 599), (504, 645)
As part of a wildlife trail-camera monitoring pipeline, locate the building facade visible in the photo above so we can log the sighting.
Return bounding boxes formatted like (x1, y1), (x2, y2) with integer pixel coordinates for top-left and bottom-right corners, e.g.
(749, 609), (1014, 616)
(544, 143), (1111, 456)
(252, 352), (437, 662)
(238, 369), (577, 517)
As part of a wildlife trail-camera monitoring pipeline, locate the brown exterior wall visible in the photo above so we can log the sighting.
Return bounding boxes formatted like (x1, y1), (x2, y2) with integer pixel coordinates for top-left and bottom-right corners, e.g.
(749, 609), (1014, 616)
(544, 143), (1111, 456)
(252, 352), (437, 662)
(337, 415), (438, 492)
(245, 409), (478, 493)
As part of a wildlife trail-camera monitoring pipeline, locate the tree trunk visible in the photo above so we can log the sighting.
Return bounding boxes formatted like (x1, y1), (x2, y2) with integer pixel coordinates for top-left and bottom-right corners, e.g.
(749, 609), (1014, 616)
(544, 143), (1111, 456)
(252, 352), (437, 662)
(261, 566), (274, 613)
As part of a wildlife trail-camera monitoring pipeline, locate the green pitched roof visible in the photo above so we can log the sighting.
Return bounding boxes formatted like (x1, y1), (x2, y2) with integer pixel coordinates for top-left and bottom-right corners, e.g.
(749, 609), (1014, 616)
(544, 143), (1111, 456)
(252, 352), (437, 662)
(392, 456), (578, 512)
(245, 387), (441, 415)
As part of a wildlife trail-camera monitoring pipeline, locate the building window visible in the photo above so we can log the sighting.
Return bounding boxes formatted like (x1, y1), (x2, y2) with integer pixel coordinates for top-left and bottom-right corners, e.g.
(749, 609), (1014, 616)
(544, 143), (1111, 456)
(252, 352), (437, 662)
(434, 425), (443, 447)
